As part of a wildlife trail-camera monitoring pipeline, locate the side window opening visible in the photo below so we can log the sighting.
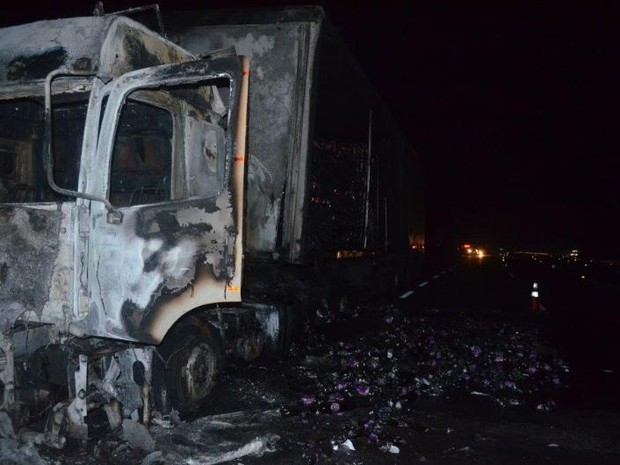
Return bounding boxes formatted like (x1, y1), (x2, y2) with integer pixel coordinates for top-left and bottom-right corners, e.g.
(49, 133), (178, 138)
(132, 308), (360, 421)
(52, 101), (87, 192)
(108, 77), (230, 208)
(0, 98), (87, 204)
(109, 101), (173, 207)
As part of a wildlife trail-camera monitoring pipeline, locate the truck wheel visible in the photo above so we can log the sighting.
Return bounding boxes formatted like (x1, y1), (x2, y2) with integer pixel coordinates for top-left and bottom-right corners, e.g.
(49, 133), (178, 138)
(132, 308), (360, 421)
(153, 321), (223, 415)
(166, 338), (218, 414)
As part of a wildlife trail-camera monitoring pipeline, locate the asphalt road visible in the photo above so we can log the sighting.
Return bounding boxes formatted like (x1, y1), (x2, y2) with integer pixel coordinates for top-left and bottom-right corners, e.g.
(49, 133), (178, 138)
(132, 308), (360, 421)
(16, 253), (620, 464)
(407, 252), (620, 411)
(505, 255), (620, 411)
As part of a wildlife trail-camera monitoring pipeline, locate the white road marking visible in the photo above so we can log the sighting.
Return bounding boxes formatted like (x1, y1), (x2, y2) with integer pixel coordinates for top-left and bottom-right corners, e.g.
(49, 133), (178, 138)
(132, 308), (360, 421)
(399, 290), (415, 299)
(418, 281), (429, 287)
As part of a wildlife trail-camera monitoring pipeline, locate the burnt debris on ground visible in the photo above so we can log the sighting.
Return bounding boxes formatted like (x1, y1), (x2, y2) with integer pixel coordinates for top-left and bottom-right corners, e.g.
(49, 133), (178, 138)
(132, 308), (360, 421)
(269, 302), (569, 455)
(294, 303), (569, 413)
(26, 300), (575, 464)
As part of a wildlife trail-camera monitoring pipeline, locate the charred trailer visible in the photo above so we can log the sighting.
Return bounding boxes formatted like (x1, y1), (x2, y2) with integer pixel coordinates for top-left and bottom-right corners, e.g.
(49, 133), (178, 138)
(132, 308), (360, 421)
(0, 12), (250, 441)
(168, 6), (425, 337)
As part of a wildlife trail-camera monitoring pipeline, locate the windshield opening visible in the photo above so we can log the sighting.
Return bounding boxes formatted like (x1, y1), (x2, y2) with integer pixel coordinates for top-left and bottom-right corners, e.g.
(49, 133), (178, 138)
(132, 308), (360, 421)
(0, 97), (87, 203)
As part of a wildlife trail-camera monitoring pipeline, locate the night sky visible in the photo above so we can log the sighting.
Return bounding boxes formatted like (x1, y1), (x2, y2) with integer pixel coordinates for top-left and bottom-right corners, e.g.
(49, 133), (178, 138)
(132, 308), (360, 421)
(330, 4), (619, 257)
(4, 1), (619, 257)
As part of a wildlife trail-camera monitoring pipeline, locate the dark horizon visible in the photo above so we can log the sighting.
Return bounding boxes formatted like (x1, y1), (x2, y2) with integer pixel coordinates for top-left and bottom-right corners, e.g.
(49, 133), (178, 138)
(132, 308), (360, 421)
(3, 1), (618, 258)
(326, 3), (619, 259)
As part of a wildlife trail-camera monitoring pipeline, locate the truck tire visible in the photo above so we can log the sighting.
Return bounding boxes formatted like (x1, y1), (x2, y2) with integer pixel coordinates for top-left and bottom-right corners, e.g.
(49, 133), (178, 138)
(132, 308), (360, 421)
(153, 320), (223, 415)
(166, 338), (218, 414)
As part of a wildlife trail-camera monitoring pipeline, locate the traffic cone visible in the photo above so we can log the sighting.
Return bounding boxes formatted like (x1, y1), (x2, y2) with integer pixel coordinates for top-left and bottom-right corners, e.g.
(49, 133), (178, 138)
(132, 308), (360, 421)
(530, 282), (540, 311)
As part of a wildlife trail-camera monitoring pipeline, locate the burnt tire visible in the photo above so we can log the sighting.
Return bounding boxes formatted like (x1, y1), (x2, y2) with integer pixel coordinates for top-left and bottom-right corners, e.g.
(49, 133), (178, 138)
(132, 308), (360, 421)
(153, 321), (223, 416)
(166, 338), (218, 414)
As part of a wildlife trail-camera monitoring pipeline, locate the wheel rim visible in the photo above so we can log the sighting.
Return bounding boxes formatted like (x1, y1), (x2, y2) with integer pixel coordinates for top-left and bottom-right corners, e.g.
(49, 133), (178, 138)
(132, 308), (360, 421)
(178, 343), (216, 407)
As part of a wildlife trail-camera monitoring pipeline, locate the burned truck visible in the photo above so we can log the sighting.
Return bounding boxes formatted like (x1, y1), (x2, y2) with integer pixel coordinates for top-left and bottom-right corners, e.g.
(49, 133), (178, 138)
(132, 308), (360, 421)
(0, 5), (423, 442)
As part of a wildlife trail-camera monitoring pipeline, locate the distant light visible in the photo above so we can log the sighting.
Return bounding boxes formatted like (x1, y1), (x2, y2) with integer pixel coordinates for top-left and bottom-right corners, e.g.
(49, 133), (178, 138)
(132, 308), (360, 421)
(463, 244), (471, 249)
(581, 275), (586, 279)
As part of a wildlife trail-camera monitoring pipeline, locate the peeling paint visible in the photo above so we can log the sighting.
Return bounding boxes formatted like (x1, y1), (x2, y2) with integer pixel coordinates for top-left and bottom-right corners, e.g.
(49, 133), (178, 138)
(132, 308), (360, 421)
(176, 206), (219, 228)
(233, 33), (275, 58)
(74, 55), (248, 344)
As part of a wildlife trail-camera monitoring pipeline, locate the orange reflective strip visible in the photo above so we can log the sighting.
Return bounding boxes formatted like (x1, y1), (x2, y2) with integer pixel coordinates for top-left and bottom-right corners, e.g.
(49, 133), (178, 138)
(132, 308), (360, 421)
(226, 285), (241, 292)
(234, 156), (245, 162)
(242, 70), (250, 75)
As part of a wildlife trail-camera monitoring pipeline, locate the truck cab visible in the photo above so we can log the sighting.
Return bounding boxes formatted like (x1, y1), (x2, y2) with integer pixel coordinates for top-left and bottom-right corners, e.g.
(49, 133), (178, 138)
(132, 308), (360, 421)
(0, 13), (248, 439)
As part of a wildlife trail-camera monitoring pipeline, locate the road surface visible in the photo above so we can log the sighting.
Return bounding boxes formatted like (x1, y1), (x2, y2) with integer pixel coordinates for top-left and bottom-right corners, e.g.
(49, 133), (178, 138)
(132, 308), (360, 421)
(7, 254), (619, 465)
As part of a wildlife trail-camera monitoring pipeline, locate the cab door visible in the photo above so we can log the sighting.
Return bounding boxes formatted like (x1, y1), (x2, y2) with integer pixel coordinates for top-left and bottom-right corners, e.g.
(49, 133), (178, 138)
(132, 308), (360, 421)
(83, 56), (249, 344)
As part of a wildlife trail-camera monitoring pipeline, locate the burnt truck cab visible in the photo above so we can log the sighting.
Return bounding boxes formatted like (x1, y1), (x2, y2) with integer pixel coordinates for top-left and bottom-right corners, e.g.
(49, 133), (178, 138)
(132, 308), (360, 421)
(0, 14), (248, 439)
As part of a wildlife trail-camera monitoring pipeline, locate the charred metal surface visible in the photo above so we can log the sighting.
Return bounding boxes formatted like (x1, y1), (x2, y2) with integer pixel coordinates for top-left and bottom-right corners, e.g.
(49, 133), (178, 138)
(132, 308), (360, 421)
(0, 16), (193, 98)
(7, 48), (68, 81)
(0, 17), (110, 87)
(123, 33), (167, 70)
(0, 204), (73, 329)
(68, 54), (250, 345)
(79, 197), (238, 343)
(172, 9), (424, 269)
(100, 18), (193, 77)
(0, 12), (247, 448)
(176, 21), (321, 262)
